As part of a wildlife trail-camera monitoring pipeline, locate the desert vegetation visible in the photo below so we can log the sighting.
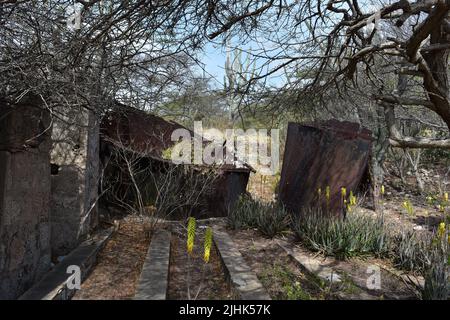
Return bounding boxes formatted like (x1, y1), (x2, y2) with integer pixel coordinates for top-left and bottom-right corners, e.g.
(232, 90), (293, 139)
(0, 0), (449, 302)
(227, 186), (449, 299)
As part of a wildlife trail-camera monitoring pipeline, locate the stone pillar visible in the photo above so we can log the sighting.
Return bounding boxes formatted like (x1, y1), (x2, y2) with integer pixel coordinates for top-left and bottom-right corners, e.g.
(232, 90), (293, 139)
(50, 107), (99, 256)
(0, 101), (51, 299)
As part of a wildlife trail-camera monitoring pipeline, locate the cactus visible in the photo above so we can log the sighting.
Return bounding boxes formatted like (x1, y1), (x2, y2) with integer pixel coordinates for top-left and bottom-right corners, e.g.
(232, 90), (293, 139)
(224, 40), (256, 124)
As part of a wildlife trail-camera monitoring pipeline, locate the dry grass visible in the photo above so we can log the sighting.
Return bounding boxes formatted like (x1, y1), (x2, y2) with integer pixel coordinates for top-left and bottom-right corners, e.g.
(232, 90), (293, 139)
(73, 217), (150, 300)
(167, 225), (232, 300)
(226, 228), (417, 300)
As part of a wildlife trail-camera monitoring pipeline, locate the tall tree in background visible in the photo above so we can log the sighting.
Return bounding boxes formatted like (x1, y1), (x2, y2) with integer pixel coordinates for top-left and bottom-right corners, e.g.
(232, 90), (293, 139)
(2, 0), (449, 202)
(224, 43), (256, 126)
(0, 0), (205, 115)
(203, 0), (449, 206)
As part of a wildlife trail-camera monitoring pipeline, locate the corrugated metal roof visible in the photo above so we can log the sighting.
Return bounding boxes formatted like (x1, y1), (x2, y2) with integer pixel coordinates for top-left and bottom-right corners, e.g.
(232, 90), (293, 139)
(100, 103), (253, 173)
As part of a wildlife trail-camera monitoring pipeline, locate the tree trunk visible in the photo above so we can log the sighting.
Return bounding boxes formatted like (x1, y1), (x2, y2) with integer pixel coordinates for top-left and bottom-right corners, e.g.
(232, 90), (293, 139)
(370, 105), (390, 213)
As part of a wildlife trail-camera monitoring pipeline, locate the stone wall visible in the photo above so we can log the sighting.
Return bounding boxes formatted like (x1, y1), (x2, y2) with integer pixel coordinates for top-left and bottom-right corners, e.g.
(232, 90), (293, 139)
(50, 107), (99, 256)
(0, 98), (100, 299)
(0, 102), (52, 299)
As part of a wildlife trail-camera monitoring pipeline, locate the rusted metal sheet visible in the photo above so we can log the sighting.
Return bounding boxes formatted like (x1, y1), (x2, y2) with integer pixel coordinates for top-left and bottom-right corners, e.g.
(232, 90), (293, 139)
(205, 171), (250, 218)
(279, 120), (372, 216)
(101, 103), (253, 172)
(101, 103), (190, 158)
(100, 103), (251, 218)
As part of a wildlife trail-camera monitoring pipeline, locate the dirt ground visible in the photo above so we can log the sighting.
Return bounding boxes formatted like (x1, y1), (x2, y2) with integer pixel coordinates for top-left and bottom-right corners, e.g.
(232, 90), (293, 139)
(167, 224), (232, 300)
(72, 217), (151, 300)
(378, 163), (448, 232)
(248, 162), (448, 234)
(71, 160), (445, 300)
(243, 166), (447, 300)
(224, 227), (417, 300)
(225, 227), (326, 300)
(71, 215), (420, 301)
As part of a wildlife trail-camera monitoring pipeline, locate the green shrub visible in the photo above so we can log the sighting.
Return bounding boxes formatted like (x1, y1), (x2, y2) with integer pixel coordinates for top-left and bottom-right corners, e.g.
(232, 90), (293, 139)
(394, 229), (449, 300)
(228, 195), (261, 229)
(422, 246), (449, 300)
(256, 204), (290, 238)
(260, 264), (312, 300)
(392, 230), (430, 272)
(292, 207), (392, 259)
(228, 195), (290, 238)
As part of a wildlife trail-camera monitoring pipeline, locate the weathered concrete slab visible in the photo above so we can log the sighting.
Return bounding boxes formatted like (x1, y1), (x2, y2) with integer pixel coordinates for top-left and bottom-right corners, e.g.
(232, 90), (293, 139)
(51, 107), (100, 256)
(277, 240), (418, 300)
(277, 240), (342, 284)
(380, 264), (425, 290)
(134, 230), (171, 300)
(19, 227), (113, 300)
(213, 228), (271, 300)
(0, 100), (52, 299)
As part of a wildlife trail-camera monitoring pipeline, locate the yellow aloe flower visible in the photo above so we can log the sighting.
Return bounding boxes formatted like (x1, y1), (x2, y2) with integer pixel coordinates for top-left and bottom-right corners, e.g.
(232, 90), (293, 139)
(349, 191), (357, 206)
(203, 227), (213, 263)
(341, 187), (347, 198)
(402, 200), (414, 216)
(187, 217), (196, 255)
(380, 185), (385, 195)
(437, 222), (446, 239)
(325, 186), (330, 201)
(444, 192), (449, 202)
(346, 203), (353, 213)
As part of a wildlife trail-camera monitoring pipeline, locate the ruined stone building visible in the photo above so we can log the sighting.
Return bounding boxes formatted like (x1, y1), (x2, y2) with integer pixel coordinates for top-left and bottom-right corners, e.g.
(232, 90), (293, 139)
(0, 96), (99, 299)
(0, 98), (250, 299)
(100, 105), (252, 218)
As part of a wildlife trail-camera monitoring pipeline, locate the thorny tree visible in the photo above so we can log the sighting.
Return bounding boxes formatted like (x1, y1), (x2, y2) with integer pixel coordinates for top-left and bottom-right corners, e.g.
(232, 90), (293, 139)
(2, 1), (449, 138)
(101, 136), (219, 230)
(2, 0), (449, 205)
(198, 1), (450, 150)
(198, 0), (450, 206)
(0, 0), (204, 116)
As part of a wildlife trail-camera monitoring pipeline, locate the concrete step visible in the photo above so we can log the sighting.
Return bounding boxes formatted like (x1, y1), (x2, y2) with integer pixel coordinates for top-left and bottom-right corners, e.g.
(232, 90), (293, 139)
(213, 228), (271, 300)
(19, 227), (113, 300)
(276, 239), (342, 284)
(134, 230), (171, 300)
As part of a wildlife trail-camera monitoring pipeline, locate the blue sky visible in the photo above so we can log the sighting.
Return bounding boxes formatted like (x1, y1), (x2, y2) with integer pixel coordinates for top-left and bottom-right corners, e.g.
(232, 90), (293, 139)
(195, 0), (386, 90)
(198, 42), (227, 89)
(197, 41), (287, 90)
